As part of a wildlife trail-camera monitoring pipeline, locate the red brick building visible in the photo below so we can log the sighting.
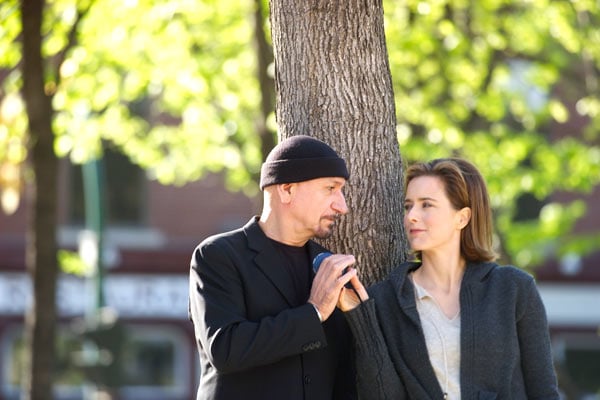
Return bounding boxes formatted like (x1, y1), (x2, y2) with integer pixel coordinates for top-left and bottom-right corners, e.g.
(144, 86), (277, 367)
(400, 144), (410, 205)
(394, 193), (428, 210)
(0, 157), (258, 400)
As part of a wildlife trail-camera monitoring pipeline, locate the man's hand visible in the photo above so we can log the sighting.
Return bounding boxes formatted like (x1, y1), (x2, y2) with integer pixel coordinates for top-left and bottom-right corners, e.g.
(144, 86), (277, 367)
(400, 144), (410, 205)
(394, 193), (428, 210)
(308, 254), (356, 321)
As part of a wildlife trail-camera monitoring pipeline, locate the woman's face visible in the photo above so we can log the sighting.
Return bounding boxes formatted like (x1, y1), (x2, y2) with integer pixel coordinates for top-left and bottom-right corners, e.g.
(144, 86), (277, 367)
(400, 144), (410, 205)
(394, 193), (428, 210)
(403, 175), (468, 255)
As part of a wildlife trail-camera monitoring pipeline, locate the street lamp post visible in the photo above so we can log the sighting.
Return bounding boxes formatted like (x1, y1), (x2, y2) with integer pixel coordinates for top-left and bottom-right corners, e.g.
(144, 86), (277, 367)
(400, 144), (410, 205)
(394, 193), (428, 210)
(81, 158), (105, 312)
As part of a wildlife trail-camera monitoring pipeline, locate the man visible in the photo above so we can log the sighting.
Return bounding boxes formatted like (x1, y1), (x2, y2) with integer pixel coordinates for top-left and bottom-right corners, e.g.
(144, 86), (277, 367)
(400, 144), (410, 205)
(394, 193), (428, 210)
(189, 135), (358, 400)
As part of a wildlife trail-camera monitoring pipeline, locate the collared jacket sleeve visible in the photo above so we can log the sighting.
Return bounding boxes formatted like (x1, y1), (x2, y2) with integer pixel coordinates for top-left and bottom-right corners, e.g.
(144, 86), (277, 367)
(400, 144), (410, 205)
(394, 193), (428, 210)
(188, 221), (357, 400)
(343, 262), (560, 400)
(516, 275), (560, 399)
(344, 299), (408, 399)
(189, 238), (327, 372)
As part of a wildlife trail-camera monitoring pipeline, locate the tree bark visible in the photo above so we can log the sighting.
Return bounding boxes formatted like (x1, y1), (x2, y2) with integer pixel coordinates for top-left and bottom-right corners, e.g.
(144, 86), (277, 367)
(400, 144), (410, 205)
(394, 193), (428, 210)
(21, 0), (59, 398)
(269, 0), (409, 284)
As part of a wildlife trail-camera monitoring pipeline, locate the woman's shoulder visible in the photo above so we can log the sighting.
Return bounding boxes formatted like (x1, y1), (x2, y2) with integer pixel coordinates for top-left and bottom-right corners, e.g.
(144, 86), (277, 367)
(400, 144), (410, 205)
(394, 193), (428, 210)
(470, 261), (536, 291)
(489, 263), (534, 281)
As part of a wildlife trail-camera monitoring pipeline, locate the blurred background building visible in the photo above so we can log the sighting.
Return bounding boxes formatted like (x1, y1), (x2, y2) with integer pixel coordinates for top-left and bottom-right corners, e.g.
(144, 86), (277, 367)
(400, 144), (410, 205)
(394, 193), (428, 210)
(0, 150), (599, 399)
(0, 153), (258, 400)
(535, 191), (600, 399)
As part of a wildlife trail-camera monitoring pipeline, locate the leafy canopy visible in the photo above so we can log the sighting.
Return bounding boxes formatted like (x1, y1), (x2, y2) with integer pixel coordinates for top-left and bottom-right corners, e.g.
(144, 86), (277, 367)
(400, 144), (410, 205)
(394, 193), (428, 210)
(0, 0), (264, 196)
(384, 0), (600, 267)
(1, 0), (599, 267)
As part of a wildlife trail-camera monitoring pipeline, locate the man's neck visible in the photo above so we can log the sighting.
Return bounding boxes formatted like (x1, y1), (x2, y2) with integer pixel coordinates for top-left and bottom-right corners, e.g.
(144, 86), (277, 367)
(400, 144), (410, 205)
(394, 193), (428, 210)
(258, 213), (308, 247)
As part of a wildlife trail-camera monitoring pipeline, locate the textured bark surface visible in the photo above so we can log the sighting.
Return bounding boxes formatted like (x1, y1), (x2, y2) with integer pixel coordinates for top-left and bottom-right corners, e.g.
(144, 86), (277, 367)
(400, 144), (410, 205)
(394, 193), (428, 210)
(270, 0), (409, 284)
(21, 0), (59, 398)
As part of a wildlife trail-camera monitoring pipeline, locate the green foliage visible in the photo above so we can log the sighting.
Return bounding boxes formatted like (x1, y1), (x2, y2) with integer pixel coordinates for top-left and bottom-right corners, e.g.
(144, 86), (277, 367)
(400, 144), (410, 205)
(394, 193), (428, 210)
(1, 0), (599, 267)
(58, 250), (90, 276)
(384, 0), (600, 267)
(1, 0), (264, 196)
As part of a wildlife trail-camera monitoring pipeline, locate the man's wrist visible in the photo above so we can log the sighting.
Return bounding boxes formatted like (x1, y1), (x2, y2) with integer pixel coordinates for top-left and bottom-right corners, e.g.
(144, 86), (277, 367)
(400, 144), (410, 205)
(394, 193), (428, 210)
(310, 303), (323, 322)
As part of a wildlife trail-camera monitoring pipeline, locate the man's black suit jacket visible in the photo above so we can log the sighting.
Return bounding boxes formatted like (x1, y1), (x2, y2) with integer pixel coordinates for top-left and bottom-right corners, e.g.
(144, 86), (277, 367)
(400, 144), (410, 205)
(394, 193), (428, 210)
(189, 217), (357, 400)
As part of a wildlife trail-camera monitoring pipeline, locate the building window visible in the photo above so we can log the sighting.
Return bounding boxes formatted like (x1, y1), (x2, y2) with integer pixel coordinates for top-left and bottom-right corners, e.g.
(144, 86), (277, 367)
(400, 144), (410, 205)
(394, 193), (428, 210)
(119, 325), (191, 399)
(69, 144), (146, 227)
(0, 323), (193, 400)
(1, 325), (83, 400)
(553, 333), (600, 399)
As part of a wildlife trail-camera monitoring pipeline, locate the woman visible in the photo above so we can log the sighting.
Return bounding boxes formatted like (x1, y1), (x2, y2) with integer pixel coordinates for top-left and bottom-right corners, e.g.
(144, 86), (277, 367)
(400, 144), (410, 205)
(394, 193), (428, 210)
(340, 158), (559, 399)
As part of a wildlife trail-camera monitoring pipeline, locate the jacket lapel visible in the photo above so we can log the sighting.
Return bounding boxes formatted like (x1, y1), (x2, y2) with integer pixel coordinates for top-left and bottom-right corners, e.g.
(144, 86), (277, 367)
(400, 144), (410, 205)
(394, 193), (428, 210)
(243, 217), (298, 307)
(392, 262), (423, 327)
(243, 217), (330, 307)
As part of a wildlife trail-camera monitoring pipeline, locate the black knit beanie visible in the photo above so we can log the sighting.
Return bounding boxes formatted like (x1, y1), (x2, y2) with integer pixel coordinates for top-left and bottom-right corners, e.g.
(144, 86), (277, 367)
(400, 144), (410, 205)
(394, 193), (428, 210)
(259, 135), (349, 190)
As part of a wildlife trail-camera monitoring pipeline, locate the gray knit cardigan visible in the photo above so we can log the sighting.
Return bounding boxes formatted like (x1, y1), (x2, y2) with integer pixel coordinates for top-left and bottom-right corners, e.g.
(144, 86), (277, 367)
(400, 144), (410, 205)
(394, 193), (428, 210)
(344, 261), (560, 400)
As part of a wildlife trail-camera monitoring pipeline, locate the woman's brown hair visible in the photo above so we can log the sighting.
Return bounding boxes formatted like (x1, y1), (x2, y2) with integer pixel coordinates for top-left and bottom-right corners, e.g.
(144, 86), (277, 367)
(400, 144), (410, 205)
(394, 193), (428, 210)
(405, 158), (497, 262)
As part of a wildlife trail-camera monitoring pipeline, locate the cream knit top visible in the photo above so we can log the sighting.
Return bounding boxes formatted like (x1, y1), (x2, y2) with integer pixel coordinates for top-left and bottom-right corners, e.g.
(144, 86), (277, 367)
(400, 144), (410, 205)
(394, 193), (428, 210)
(413, 279), (461, 399)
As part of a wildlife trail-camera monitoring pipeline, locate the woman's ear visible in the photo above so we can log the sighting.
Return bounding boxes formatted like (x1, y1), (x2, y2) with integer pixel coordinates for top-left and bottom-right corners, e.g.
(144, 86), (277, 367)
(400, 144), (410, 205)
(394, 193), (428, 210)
(457, 207), (471, 230)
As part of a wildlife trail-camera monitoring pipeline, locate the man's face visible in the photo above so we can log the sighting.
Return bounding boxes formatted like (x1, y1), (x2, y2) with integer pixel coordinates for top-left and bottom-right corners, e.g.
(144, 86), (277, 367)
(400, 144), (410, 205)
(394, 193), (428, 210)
(290, 177), (348, 240)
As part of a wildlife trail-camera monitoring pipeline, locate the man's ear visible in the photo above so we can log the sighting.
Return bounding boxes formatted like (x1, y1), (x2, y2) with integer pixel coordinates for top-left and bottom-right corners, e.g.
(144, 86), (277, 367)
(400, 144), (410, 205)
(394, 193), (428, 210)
(276, 183), (294, 204)
(457, 207), (471, 230)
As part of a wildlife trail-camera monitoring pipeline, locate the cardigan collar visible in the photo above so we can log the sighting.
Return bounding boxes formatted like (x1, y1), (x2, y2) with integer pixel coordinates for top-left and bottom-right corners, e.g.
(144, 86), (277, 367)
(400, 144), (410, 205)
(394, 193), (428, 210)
(389, 260), (497, 289)
(388, 260), (498, 324)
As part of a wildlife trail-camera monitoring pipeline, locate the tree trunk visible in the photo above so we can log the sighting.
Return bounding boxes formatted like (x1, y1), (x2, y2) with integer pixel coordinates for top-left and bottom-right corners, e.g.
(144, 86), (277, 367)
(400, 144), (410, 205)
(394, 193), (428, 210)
(21, 0), (59, 398)
(269, 0), (409, 284)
